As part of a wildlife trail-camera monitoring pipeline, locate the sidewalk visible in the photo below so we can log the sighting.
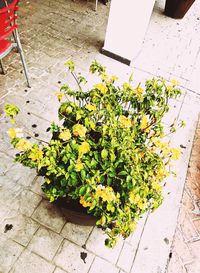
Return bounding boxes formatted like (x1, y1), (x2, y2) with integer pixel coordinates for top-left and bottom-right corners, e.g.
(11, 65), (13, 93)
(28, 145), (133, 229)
(0, 0), (200, 273)
(167, 118), (200, 273)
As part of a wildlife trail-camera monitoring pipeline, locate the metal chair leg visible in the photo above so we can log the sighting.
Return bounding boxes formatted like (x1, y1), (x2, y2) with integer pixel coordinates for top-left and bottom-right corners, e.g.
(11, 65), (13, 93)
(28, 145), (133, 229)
(0, 60), (5, 75)
(95, 0), (98, 11)
(14, 30), (31, 88)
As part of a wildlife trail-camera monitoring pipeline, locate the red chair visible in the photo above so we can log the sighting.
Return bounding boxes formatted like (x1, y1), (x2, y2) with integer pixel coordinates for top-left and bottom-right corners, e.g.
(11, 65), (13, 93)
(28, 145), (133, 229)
(0, 0), (30, 87)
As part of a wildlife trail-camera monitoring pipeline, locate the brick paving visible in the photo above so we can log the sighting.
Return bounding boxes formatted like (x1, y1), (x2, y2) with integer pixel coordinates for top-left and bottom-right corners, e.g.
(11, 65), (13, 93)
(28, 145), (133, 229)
(0, 0), (200, 273)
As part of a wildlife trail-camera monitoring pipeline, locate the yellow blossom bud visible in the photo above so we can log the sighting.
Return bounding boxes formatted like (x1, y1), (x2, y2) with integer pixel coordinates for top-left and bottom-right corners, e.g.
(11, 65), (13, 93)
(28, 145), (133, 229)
(59, 129), (71, 141)
(73, 124), (87, 138)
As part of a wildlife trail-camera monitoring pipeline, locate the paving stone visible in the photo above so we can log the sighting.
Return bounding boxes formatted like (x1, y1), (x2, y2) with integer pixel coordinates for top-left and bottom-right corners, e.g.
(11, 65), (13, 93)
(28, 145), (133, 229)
(54, 239), (94, 273)
(14, 189), (42, 217)
(32, 199), (66, 233)
(86, 227), (124, 263)
(0, 176), (23, 208)
(61, 222), (93, 246)
(28, 226), (63, 261)
(89, 256), (119, 273)
(54, 267), (67, 273)
(0, 235), (24, 273)
(117, 242), (136, 272)
(9, 249), (55, 273)
(0, 211), (39, 246)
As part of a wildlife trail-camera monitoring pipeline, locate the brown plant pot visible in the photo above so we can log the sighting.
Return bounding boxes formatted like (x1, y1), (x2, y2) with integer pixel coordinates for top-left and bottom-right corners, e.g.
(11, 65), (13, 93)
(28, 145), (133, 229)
(164, 0), (195, 19)
(54, 198), (98, 226)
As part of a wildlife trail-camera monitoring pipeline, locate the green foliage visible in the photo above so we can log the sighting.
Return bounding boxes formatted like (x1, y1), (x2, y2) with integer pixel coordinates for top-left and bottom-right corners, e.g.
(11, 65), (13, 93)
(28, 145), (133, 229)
(5, 60), (184, 248)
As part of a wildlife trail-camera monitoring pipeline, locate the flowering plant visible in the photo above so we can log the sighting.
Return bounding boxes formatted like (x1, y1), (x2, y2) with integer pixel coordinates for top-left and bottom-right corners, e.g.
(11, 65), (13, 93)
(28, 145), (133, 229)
(5, 61), (184, 247)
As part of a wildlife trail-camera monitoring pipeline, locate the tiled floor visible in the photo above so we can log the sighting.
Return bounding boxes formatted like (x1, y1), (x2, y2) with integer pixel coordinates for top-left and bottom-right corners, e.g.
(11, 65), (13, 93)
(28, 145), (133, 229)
(0, 0), (200, 272)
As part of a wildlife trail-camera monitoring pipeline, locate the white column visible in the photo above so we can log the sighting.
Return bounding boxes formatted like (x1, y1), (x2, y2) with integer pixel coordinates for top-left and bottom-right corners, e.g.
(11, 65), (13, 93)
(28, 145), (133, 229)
(102, 0), (155, 65)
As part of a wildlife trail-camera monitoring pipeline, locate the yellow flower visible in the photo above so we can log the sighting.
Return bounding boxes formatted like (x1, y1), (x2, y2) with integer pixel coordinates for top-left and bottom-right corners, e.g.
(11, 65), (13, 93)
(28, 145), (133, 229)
(54, 91), (64, 101)
(172, 79), (179, 86)
(96, 186), (116, 202)
(75, 161), (84, 172)
(59, 129), (71, 141)
(137, 200), (147, 210)
(7, 128), (23, 139)
(29, 147), (43, 161)
(171, 148), (181, 160)
(85, 104), (96, 111)
(80, 196), (92, 208)
(111, 75), (118, 82)
(73, 124), (87, 138)
(134, 86), (144, 95)
(140, 115), (149, 130)
(94, 83), (108, 94)
(66, 106), (72, 113)
(129, 193), (140, 204)
(78, 141), (90, 156)
(151, 181), (162, 192)
(16, 139), (32, 151)
(119, 115), (132, 128)
(101, 73), (109, 81)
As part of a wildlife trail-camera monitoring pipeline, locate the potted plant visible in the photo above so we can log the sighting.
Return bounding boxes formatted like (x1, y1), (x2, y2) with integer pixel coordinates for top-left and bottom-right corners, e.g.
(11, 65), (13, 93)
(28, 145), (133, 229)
(4, 60), (184, 247)
(164, 0), (195, 19)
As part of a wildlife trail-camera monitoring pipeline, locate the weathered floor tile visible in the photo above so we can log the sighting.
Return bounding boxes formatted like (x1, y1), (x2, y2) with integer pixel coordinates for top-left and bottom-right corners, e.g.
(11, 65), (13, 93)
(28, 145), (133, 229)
(54, 240), (94, 273)
(86, 227), (124, 264)
(54, 267), (68, 273)
(32, 199), (66, 233)
(28, 226), (63, 261)
(0, 235), (24, 273)
(61, 222), (93, 246)
(117, 243), (136, 272)
(14, 189), (42, 217)
(9, 250), (55, 273)
(0, 176), (23, 208)
(89, 256), (120, 273)
(0, 211), (39, 246)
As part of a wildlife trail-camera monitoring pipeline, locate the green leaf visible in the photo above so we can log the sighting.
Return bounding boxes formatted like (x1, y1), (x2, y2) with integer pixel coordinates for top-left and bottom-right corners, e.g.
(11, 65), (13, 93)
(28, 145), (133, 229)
(101, 149), (108, 160)
(65, 60), (75, 72)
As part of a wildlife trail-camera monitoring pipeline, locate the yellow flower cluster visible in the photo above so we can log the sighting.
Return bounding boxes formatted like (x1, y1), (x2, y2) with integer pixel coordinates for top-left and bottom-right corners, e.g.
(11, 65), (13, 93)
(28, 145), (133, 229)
(75, 161), (84, 172)
(171, 147), (181, 160)
(7, 128), (23, 138)
(95, 185), (116, 202)
(140, 115), (149, 130)
(54, 91), (64, 101)
(134, 86), (144, 95)
(80, 196), (92, 208)
(73, 124), (87, 138)
(118, 115), (132, 128)
(29, 146), (43, 161)
(78, 141), (90, 156)
(16, 139), (32, 151)
(94, 83), (108, 94)
(129, 192), (147, 210)
(85, 104), (96, 111)
(59, 129), (71, 141)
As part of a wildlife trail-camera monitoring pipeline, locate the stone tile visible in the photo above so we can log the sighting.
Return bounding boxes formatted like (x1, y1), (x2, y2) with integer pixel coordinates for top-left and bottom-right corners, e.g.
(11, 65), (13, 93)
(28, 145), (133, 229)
(14, 189), (42, 217)
(86, 227), (124, 263)
(0, 235), (24, 273)
(54, 268), (67, 273)
(54, 240), (94, 273)
(0, 176), (23, 208)
(28, 226), (63, 261)
(0, 152), (14, 175)
(0, 211), (39, 246)
(117, 243), (136, 272)
(32, 199), (66, 233)
(17, 168), (37, 187)
(89, 257), (119, 273)
(61, 222), (93, 246)
(9, 249), (55, 273)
